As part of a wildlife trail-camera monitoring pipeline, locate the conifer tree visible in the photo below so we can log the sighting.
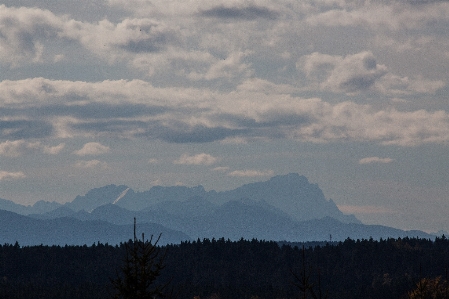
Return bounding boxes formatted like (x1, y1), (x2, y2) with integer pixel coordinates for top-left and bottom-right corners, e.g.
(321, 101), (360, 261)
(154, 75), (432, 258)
(112, 218), (167, 299)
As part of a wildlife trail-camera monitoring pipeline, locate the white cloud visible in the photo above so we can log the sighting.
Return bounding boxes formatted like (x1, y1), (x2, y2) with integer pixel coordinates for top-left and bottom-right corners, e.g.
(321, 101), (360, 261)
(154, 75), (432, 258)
(43, 143), (65, 155)
(74, 159), (108, 169)
(237, 78), (299, 94)
(0, 140), (41, 157)
(359, 157), (394, 164)
(0, 140), (66, 156)
(65, 17), (179, 57)
(0, 140), (27, 157)
(0, 170), (26, 181)
(0, 78), (448, 146)
(300, 51), (388, 94)
(187, 51), (253, 81)
(299, 51), (445, 95)
(73, 142), (110, 156)
(304, 1), (449, 31)
(0, 5), (65, 66)
(227, 169), (274, 177)
(174, 153), (218, 165)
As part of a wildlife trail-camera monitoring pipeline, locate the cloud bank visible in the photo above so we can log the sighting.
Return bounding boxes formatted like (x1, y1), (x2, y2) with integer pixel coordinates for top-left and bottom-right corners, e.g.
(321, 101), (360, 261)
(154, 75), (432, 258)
(174, 153), (218, 165)
(0, 78), (448, 147)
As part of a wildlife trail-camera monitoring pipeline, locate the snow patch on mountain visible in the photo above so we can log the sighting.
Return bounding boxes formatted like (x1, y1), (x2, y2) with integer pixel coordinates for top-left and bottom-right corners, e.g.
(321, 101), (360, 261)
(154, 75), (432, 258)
(113, 188), (130, 205)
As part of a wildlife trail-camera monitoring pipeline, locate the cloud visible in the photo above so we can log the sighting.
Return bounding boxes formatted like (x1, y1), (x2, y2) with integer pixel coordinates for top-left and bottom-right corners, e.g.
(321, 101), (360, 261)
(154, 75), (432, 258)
(73, 142), (110, 156)
(157, 125), (245, 143)
(380, 74), (445, 95)
(0, 140), (28, 157)
(227, 169), (274, 177)
(0, 140), (40, 157)
(0, 3), (80, 68)
(200, 5), (278, 20)
(0, 170), (26, 181)
(74, 159), (108, 169)
(42, 143), (65, 155)
(186, 51), (253, 81)
(0, 78), (448, 146)
(0, 120), (53, 140)
(359, 157), (394, 164)
(0, 140), (65, 156)
(237, 78), (299, 94)
(304, 1), (449, 31)
(62, 16), (182, 72)
(299, 51), (445, 95)
(300, 51), (388, 94)
(174, 153), (218, 165)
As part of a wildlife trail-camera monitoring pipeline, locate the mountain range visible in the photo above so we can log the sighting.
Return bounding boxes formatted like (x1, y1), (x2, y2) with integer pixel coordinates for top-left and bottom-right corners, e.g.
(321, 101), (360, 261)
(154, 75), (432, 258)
(0, 173), (434, 246)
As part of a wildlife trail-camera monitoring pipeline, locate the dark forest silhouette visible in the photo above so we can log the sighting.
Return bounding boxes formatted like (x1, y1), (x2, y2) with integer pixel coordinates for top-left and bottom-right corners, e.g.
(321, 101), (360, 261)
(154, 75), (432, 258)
(1, 236), (449, 298)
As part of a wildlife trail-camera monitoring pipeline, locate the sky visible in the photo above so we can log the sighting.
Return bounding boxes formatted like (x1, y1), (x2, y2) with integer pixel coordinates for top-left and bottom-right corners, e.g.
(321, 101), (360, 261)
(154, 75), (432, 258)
(0, 0), (448, 232)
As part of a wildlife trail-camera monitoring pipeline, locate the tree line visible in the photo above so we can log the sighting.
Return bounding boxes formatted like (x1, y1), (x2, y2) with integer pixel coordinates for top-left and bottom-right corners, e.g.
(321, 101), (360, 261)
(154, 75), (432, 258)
(1, 236), (449, 298)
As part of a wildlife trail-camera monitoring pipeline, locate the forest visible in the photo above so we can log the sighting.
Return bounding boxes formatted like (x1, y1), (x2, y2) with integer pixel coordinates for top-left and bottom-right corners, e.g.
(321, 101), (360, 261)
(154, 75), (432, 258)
(1, 235), (449, 299)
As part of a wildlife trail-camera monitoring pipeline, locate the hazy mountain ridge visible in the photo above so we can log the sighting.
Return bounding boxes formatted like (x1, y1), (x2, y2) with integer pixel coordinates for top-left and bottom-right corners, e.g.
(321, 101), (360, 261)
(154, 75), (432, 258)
(0, 173), (435, 245)
(66, 184), (130, 212)
(62, 173), (360, 223)
(0, 198), (62, 215)
(0, 209), (189, 246)
(5, 173), (357, 222)
(206, 173), (357, 223)
(3, 202), (433, 246)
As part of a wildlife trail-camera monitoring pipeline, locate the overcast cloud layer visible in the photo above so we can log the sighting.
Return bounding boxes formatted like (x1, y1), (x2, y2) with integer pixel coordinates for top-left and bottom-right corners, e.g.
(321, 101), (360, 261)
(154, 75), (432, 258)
(0, 0), (448, 232)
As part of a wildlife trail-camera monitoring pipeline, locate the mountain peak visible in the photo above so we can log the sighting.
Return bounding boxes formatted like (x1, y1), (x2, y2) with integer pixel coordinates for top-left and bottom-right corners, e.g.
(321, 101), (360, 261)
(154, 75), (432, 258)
(61, 173), (359, 223)
(214, 173), (356, 223)
(66, 184), (131, 212)
(269, 172), (308, 183)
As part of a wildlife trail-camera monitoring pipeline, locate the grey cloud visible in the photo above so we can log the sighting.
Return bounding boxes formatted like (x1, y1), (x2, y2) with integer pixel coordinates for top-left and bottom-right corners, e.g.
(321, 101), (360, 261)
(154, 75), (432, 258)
(120, 38), (163, 53)
(119, 38), (165, 53)
(69, 17), (181, 58)
(36, 103), (169, 119)
(1, 78), (448, 146)
(69, 112), (310, 143)
(217, 112), (311, 129)
(155, 125), (246, 143)
(301, 51), (388, 94)
(70, 120), (240, 143)
(258, 114), (312, 128)
(0, 120), (53, 140)
(0, 103), (169, 120)
(71, 119), (148, 136)
(200, 5), (278, 20)
(0, 5), (64, 65)
(340, 76), (378, 93)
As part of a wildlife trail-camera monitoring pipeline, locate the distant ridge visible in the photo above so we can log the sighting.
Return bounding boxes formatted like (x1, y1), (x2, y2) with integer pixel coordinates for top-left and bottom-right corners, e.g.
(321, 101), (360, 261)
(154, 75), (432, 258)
(208, 173), (359, 223)
(58, 173), (360, 224)
(0, 173), (436, 245)
(0, 209), (189, 246)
